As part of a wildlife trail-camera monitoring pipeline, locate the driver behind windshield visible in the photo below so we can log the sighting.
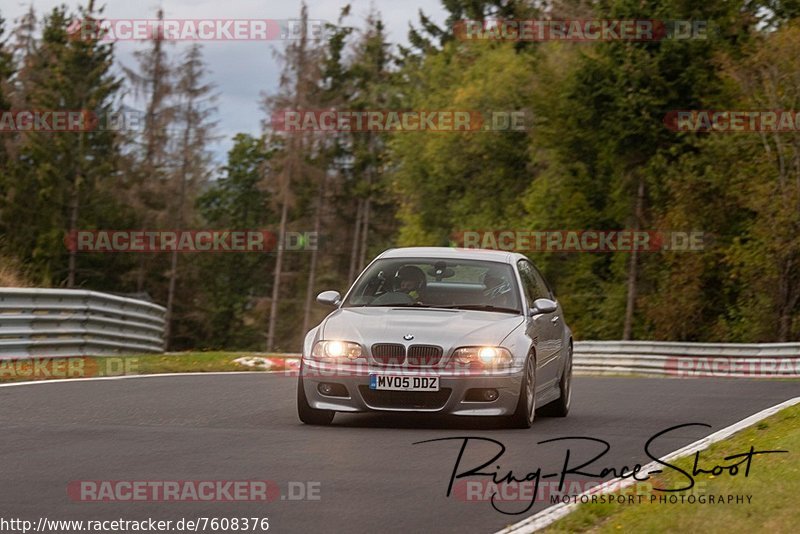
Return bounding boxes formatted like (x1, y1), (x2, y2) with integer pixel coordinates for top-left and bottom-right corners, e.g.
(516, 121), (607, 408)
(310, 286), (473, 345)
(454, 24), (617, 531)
(396, 265), (426, 298)
(370, 265), (426, 305)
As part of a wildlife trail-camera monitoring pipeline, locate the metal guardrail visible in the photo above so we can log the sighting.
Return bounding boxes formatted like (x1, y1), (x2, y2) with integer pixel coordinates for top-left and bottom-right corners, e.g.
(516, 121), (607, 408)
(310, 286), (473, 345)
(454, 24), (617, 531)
(574, 340), (800, 377)
(266, 342), (799, 379)
(0, 288), (165, 358)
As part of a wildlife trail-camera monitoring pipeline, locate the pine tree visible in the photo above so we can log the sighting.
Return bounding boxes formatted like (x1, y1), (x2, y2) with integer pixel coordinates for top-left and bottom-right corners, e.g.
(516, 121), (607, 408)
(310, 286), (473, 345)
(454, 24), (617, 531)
(122, 8), (175, 294)
(301, 5), (354, 335)
(164, 43), (217, 347)
(4, 2), (121, 286)
(0, 13), (16, 202)
(196, 133), (274, 348)
(263, 2), (324, 351)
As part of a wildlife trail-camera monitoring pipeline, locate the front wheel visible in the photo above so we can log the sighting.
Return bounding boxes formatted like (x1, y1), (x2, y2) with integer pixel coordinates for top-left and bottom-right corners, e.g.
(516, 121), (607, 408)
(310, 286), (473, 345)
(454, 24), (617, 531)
(508, 356), (536, 429)
(297, 376), (335, 425)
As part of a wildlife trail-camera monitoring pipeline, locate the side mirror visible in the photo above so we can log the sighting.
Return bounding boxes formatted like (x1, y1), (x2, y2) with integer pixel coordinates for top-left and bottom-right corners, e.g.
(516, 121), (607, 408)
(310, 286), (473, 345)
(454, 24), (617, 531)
(529, 298), (557, 316)
(316, 290), (341, 307)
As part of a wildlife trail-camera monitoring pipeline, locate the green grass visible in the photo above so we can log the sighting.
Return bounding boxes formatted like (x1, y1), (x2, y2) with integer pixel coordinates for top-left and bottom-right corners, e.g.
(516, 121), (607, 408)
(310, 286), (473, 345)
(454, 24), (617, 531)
(0, 352), (299, 383)
(136, 351), (296, 375)
(544, 403), (800, 533)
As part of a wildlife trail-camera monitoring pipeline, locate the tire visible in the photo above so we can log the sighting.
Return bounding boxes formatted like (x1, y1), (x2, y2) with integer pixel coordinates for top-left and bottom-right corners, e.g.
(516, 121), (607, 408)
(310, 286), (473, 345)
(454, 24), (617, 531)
(297, 376), (335, 425)
(539, 343), (572, 417)
(508, 356), (536, 429)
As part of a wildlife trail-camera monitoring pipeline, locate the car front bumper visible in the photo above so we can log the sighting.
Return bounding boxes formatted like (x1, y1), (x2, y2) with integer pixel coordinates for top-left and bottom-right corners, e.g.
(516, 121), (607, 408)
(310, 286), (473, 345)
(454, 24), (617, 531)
(300, 358), (524, 416)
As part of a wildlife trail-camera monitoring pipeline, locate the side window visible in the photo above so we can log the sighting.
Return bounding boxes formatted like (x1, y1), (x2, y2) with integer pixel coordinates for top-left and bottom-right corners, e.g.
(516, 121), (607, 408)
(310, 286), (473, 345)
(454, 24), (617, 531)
(531, 265), (554, 300)
(517, 260), (541, 306)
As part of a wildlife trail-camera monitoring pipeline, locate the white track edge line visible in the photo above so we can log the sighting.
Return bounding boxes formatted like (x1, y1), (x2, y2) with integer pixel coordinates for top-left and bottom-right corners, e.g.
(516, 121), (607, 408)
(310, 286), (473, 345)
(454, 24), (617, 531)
(495, 395), (800, 534)
(0, 370), (295, 388)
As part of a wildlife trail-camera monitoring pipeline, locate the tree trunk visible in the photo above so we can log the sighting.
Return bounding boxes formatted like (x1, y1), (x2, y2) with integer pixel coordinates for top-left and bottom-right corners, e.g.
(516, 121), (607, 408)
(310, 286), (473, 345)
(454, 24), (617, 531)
(778, 309), (791, 342)
(266, 3), (311, 350)
(136, 257), (146, 293)
(348, 199), (363, 282)
(164, 95), (193, 348)
(623, 177), (645, 340)
(358, 198), (371, 271)
(302, 176), (326, 334)
(67, 128), (85, 287)
(164, 248), (179, 345)
(134, 9), (168, 298)
(267, 198), (289, 351)
(357, 134), (376, 271)
(777, 256), (799, 342)
(66, 176), (80, 287)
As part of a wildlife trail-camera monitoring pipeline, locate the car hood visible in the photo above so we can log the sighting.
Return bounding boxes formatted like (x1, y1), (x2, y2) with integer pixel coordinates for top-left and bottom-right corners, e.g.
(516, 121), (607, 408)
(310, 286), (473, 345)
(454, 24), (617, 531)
(320, 307), (525, 350)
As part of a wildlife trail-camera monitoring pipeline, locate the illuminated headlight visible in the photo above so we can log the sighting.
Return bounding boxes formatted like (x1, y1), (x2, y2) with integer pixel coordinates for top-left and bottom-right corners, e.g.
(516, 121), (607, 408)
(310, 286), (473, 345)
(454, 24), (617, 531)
(453, 346), (513, 367)
(311, 340), (363, 360)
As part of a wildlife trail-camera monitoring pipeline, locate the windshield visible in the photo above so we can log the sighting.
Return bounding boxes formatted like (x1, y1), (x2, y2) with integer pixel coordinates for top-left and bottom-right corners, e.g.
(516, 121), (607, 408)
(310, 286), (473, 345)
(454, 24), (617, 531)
(342, 258), (522, 314)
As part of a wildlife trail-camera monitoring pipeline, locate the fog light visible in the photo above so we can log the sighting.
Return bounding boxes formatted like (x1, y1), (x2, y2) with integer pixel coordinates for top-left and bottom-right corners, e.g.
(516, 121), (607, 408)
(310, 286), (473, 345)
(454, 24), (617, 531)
(317, 383), (348, 397)
(465, 388), (500, 402)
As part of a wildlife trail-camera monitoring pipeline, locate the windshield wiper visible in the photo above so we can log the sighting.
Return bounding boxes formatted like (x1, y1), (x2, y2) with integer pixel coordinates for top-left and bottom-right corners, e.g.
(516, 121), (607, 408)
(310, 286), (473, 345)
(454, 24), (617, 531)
(437, 304), (521, 314)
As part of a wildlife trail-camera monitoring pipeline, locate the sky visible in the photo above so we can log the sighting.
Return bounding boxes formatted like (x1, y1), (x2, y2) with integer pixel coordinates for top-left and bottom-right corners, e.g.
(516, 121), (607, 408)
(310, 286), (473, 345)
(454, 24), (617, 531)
(0, 0), (447, 164)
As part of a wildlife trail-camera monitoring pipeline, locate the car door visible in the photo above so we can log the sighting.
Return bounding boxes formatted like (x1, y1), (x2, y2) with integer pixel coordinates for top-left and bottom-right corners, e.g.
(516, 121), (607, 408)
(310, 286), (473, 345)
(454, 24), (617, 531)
(517, 260), (560, 389)
(530, 263), (565, 362)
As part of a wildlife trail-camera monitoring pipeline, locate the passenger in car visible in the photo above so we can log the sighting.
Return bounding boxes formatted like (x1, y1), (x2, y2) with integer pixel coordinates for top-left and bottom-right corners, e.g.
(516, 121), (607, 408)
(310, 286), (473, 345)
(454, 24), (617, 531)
(482, 268), (515, 308)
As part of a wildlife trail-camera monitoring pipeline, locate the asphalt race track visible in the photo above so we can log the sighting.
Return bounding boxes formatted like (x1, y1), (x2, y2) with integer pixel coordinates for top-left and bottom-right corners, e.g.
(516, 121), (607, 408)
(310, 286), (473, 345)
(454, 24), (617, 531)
(0, 375), (798, 533)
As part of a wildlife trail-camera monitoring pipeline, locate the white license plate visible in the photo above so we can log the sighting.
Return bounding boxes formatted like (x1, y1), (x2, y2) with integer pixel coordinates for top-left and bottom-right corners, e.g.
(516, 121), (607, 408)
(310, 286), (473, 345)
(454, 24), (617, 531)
(369, 374), (439, 391)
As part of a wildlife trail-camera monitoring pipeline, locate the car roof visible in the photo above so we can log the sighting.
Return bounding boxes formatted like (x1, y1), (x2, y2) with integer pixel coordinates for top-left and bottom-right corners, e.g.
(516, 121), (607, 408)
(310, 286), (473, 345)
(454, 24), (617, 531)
(376, 247), (526, 265)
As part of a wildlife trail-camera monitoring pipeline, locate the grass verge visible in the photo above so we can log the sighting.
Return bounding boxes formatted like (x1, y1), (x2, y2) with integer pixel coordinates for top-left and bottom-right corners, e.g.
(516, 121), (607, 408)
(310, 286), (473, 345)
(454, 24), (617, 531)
(543, 402), (800, 533)
(0, 352), (299, 383)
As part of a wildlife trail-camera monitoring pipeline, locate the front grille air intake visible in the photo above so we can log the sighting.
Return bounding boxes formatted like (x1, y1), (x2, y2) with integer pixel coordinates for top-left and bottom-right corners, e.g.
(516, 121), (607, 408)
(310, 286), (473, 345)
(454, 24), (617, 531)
(371, 343), (406, 365)
(406, 345), (443, 366)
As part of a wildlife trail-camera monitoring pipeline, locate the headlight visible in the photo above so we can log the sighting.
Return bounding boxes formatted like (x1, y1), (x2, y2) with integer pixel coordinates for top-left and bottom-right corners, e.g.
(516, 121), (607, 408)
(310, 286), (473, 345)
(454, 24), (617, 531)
(311, 340), (363, 360)
(453, 346), (513, 367)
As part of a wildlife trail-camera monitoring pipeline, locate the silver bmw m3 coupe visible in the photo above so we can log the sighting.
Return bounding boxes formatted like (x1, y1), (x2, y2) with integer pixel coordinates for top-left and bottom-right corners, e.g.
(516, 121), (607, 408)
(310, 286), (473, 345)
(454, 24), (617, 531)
(297, 247), (573, 428)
